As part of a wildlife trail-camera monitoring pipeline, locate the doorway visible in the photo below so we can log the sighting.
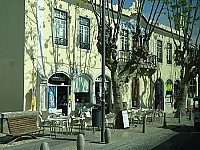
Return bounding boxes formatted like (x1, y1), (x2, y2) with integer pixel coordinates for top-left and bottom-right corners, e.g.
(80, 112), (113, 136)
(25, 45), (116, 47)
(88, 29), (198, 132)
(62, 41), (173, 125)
(48, 73), (71, 115)
(155, 79), (164, 110)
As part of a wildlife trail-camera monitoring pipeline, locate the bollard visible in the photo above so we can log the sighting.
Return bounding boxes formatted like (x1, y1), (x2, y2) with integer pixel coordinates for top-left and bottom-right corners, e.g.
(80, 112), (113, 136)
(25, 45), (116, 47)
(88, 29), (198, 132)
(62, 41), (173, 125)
(189, 109), (192, 121)
(40, 142), (49, 150)
(142, 115), (146, 133)
(105, 128), (111, 144)
(77, 134), (85, 150)
(178, 111), (181, 123)
(163, 112), (167, 127)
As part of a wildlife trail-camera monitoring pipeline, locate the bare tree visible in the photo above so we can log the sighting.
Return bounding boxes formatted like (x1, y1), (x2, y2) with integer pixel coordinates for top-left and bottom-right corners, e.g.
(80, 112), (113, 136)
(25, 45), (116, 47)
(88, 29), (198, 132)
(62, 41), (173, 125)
(165, 0), (200, 116)
(88, 0), (165, 127)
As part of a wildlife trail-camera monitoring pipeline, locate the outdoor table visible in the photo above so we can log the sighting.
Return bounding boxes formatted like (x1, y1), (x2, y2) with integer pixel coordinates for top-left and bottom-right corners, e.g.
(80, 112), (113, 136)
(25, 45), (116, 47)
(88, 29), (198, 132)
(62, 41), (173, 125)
(47, 116), (70, 138)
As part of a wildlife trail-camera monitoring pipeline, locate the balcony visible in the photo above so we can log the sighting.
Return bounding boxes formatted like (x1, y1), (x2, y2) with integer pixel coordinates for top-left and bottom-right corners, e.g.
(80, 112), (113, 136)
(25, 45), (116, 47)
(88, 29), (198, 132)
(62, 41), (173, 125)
(118, 50), (157, 75)
(141, 53), (157, 70)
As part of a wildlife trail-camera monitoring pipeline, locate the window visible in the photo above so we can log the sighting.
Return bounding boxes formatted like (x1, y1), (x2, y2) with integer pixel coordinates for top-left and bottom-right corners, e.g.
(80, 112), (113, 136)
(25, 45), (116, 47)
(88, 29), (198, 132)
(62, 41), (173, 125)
(166, 79), (173, 95)
(75, 75), (92, 109)
(188, 79), (196, 98)
(167, 43), (172, 64)
(79, 17), (90, 50)
(121, 29), (128, 50)
(157, 40), (163, 63)
(54, 9), (68, 46)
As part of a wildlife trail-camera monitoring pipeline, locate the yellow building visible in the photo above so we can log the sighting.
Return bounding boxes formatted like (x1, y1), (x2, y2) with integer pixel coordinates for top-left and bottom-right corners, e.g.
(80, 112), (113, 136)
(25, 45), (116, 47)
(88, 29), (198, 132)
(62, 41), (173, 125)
(0, 0), (198, 114)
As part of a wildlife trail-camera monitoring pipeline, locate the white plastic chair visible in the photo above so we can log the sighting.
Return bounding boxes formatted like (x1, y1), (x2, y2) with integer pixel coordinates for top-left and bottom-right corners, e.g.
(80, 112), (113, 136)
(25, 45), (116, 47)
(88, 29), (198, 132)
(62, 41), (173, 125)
(106, 113), (116, 130)
(39, 110), (53, 133)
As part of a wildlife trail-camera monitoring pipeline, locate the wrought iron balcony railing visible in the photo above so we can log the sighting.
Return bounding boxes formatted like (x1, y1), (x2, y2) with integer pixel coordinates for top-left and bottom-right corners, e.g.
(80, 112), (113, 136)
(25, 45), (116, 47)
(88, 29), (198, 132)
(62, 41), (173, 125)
(118, 49), (157, 70)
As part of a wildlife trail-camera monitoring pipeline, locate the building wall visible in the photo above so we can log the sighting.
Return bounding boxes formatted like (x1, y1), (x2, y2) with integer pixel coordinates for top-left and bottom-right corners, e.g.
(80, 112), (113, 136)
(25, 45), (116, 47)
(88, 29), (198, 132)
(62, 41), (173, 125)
(0, 0), (25, 112)
(24, 0), (39, 111)
(152, 28), (182, 112)
(24, 0), (112, 112)
(23, 0), (197, 114)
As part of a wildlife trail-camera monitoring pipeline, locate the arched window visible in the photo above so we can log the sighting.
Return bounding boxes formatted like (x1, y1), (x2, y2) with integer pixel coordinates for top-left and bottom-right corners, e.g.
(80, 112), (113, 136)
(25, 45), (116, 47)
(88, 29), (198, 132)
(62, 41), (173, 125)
(75, 75), (92, 109)
(166, 79), (173, 95)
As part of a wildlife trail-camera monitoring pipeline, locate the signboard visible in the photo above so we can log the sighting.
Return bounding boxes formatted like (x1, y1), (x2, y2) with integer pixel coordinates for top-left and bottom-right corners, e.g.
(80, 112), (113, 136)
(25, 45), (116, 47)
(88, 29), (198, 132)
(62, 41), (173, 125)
(165, 95), (172, 103)
(122, 110), (129, 128)
(49, 86), (56, 108)
(165, 84), (172, 91)
(165, 97), (171, 103)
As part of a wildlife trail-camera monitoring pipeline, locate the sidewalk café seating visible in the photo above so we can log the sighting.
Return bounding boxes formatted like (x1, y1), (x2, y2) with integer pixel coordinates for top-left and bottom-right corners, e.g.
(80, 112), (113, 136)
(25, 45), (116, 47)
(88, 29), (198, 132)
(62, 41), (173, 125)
(105, 113), (116, 130)
(55, 115), (70, 137)
(154, 109), (163, 122)
(128, 110), (133, 125)
(71, 109), (81, 117)
(144, 109), (154, 123)
(84, 111), (91, 118)
(85, 116), (93, 130)
(39, 110), (54, 133)
(134, 110), (143, 124)
(70, 111), (85, 134)
(53, 109), (63, 117)
(47, 115), (70, 138)
(128, 110), (138, 126)
(83, 111), (92, 129)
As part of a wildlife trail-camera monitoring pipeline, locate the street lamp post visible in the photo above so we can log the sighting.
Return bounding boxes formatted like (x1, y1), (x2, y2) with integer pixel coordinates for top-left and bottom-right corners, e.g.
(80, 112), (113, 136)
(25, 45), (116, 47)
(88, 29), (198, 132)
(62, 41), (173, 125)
(101, 0), (106, 143)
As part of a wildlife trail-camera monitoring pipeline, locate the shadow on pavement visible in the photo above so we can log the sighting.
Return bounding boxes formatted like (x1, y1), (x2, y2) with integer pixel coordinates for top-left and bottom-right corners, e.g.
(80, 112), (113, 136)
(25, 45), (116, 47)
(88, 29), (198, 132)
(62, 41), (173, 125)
(152, 125), (200, 150)
(152, 132), (200, 150)
(158, 125), (196, 133)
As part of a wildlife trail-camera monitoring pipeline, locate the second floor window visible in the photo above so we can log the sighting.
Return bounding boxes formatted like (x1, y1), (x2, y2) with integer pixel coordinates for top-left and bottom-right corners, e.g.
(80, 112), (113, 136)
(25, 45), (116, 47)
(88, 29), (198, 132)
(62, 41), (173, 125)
(157, 40), (163, 63)
(167, 43), (172, 64)
(54, 9), (68, 46)
(121, 29), (128, 50)
(79, 17), (90, 50)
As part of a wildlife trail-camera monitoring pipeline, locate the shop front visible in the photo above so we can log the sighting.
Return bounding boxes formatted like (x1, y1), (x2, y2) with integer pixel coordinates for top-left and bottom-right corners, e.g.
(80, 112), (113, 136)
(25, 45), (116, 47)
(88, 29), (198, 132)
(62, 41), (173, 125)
(48, 73), (71, 116)
(165, 79), (173, 112)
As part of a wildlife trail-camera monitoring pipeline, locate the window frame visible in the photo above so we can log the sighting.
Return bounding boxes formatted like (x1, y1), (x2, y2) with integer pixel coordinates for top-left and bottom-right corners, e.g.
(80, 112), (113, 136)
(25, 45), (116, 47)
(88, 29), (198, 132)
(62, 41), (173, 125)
(121, 29), (129, 51)
(79, 16), (90, 51)
(165, 79), (173, 95)
(188, 79), (196, 98)
(54, 9), (68, 46)
(167, 43), (172, 64)
(157, 40), (163, 63)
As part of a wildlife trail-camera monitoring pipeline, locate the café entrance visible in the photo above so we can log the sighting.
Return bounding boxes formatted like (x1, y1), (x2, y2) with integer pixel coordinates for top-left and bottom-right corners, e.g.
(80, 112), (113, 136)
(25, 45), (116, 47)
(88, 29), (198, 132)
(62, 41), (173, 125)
(48, 73), (71, 115)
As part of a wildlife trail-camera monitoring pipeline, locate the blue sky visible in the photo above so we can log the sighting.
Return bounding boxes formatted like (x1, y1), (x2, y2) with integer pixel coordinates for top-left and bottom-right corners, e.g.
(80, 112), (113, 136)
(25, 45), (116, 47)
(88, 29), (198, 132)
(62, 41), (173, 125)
(122, 0), (199, 45)
(110, 0), (169, 26)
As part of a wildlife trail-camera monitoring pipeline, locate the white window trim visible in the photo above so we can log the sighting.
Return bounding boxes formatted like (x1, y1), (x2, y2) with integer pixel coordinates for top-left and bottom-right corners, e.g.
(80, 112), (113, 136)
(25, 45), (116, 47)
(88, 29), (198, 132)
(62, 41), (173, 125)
(167, 43), (172, 65)
(78, 15), (92, 52)
(121, 29), (129, 50)
(157, 39), (163, 64)
(53, 7), (69, 48)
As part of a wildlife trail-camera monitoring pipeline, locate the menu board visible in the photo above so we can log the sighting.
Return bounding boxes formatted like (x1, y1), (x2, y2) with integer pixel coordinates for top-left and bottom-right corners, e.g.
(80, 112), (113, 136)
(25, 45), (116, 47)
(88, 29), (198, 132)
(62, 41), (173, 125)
(122, 110), (129, 128)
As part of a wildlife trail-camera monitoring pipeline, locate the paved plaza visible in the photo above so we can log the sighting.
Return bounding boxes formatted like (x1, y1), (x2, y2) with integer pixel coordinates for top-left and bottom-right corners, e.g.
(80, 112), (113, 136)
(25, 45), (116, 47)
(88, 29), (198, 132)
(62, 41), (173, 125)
(0, 113), (196, 150)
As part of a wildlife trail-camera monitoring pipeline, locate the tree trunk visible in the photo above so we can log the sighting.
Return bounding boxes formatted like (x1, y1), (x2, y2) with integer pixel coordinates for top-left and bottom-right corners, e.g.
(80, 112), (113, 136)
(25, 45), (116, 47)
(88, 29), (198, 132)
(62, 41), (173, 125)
(175, 82), (189, 117)
(111, 71), (124, 128)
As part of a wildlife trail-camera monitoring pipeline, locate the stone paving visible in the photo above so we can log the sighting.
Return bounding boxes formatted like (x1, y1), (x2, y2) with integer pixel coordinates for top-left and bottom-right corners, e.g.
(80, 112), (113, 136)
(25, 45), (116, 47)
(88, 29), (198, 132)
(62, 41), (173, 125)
(0, 112), (194, 150)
